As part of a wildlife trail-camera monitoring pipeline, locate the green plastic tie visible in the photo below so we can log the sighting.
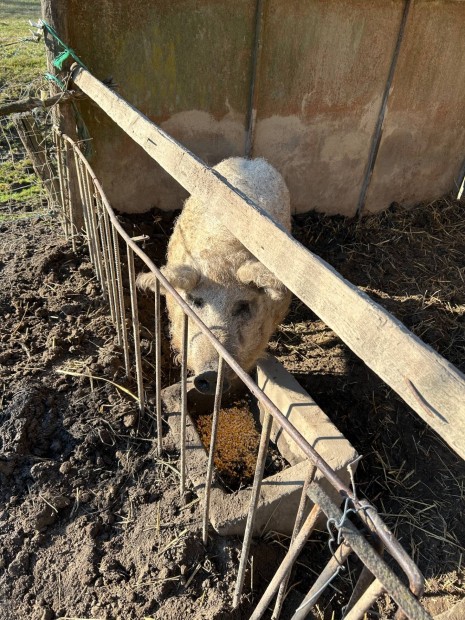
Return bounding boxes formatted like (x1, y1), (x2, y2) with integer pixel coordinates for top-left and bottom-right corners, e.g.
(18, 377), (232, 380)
(44, 72), (66, 90)
(41, 19), (87, 71)
(40, 20), (93, 160)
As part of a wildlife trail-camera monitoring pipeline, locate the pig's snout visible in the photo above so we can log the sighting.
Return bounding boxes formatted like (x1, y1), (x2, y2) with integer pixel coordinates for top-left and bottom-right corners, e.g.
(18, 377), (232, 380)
(194, 370), (231, 395)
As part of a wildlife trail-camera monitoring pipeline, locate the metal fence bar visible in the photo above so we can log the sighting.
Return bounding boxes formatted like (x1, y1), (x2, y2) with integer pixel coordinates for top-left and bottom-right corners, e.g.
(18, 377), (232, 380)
(72, 151), (92, 258)
(307, 485), (431, 620)
(101, 195), (119, 327)
(82, 162), (106, 295)
(272, 464), (317, 619)
(291, 542), (353, 620)
(250, 504), (323, 620)
(344, 565), (377, 618)
(202, 355), (225, 544)
(233, 409), (274, 607)
(54, 132), (70, 239)
(81, 162), (103, 289)
(154, 277), (163, 455)
(111, 225), (131, 376)
(103, 198), (123, 346)
(127, 244), (145, 414)
(180, 313), (188, 499)
(343, 579), (386, 620)
(357, 499), (424, 602)
(94, 178), (113, 303)
(63, 140), (77, 250)
(62, 134), (429, 620)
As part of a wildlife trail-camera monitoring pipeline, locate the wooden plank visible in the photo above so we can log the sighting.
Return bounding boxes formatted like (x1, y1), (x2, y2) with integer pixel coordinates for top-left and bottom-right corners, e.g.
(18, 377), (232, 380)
(71, 65), (465, 461)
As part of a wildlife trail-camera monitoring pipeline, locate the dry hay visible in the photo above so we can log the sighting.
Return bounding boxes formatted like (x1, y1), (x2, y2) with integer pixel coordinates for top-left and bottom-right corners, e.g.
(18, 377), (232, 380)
(294, 196), (465, 366)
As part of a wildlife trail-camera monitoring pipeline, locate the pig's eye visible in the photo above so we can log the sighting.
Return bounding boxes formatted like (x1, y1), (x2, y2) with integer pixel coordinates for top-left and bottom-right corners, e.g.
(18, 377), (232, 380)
(187, 294), (204, 309)
(233, 301), (251, 316)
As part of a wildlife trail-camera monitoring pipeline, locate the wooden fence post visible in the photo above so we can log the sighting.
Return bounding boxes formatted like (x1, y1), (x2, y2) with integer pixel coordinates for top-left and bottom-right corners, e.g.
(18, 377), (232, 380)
(40, 0), (84, 230)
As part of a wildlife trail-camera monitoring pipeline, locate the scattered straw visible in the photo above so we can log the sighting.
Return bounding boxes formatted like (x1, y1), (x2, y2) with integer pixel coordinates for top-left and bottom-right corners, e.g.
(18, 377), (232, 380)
(57, 367), (139, 402)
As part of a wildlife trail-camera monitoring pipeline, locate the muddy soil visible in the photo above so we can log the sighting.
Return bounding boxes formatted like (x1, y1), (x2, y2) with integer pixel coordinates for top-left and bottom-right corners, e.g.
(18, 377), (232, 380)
(0, 215), (246, 620)
(1, 199), (464, 619)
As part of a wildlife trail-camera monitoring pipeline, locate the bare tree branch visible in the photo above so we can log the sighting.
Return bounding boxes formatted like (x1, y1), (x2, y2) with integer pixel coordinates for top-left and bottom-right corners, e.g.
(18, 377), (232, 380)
(0, 90), (84, 117)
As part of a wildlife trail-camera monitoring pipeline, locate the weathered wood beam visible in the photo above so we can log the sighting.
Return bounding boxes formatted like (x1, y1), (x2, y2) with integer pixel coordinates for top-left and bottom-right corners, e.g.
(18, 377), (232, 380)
(71, 64), (465, 461)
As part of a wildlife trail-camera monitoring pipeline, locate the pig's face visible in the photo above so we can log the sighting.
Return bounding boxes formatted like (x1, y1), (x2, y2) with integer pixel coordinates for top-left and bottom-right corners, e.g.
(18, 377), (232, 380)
(163, 262), (290, 394)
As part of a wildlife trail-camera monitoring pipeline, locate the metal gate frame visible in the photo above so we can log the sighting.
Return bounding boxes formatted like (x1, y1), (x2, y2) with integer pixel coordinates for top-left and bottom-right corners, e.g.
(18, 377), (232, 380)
(53, 127), (432, 620)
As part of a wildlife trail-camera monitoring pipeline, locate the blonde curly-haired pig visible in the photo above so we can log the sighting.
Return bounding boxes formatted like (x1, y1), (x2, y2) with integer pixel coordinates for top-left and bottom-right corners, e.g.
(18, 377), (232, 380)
(137, 157), (291, 394)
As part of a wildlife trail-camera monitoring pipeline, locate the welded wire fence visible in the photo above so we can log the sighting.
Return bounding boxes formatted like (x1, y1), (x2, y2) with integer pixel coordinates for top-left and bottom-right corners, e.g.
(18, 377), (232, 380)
(0, 118), (43, 212)
(53, 129), (432, 620)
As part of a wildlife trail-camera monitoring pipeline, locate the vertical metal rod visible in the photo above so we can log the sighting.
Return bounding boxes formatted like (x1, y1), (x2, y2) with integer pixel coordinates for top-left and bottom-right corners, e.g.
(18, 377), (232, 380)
(291, 542), (353, 620)
(272, 463), (317, 619)
(57, 134), (70, 236)
(112, 226), (131, 376)
(103, 198), (123, 345)
(72, 152), (92, 261)
(343, 579), (385, 620)
(94, 181), (112, 302)
(202, 356), (225, 544)
(233, 409), (273, 607)
(55, 132), (69, 239)
(83, 166), (106, 294)
(64, 141), (77, 250)
(344, 565), (376, 618)
(154, 277), (163, 455)
(250, 504), (322, 620)
(101, 195), (118, 325)
(127, 245), (145, 415)
(180, 313), (189, 499)
(356, 0), (412, 217)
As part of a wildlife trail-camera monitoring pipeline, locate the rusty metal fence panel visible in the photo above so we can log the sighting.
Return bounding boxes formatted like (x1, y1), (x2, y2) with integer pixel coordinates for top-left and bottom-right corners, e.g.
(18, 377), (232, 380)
(54, 129), (432, 619)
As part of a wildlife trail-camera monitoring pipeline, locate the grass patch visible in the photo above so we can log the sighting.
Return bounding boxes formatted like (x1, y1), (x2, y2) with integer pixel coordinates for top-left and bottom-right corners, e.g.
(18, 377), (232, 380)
(1, 0), (47, 214)
(0, 1), (45, 103)
(0, 209), (47, 222)
(0, 157), (42, 202)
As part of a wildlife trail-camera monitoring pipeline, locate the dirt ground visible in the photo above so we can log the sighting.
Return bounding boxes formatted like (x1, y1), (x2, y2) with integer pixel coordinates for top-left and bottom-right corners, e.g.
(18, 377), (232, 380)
(1, 197), (464, 619)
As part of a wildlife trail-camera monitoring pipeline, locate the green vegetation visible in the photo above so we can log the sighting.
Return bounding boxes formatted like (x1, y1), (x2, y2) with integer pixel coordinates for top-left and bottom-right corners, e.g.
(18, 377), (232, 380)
(1, 0), (48, 213)
(0, 1), (45, 102)
(0, 157), (39, 201)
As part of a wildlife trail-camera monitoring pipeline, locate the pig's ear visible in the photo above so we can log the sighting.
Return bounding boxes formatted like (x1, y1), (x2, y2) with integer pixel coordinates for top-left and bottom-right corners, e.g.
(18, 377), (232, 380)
(136, 271), (157, 293)
(237, 261), (288, 301)
(160, 264), (201, 292)
(136, 265), (200, 295)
